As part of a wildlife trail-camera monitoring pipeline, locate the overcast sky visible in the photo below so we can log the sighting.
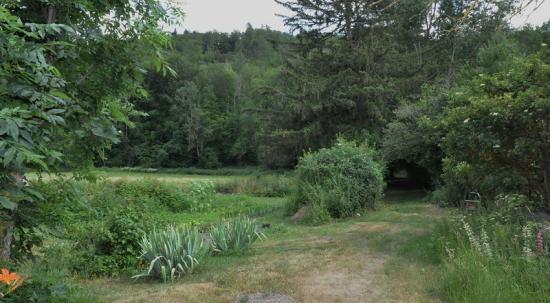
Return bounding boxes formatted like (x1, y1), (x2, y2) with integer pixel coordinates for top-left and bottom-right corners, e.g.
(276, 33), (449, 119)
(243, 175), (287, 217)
(175, 0), (550, 33)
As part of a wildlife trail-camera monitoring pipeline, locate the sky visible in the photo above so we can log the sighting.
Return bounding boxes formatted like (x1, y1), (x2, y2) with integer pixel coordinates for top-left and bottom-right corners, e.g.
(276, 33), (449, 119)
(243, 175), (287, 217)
(175, 0), (550, 33)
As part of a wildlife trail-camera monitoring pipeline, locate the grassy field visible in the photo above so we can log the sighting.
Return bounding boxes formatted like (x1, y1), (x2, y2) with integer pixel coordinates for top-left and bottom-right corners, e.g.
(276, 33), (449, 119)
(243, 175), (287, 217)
(79, 170), (443, 303)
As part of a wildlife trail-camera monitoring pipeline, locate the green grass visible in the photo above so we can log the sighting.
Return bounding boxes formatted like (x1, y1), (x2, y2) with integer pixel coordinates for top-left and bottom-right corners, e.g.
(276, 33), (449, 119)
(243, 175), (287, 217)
(27, 170), (549, 302)
(28, 167), (288, 186)
(86, 189), (444, 303)
(151, 194), (286, 227)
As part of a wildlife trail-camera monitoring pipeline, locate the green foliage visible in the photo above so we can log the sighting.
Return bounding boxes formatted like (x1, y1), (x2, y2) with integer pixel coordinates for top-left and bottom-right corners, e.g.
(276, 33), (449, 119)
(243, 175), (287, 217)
(134, 225), (209, 282)
(291, 139), (384, 220)
(439, 49), (550, 207)
(0, 7), (71, 214)
(209, 216), (265, 254)
(32, 179), (215, 276)
(215, 174), (292, 197)
(107, 28), (293, 168)
(185, 182), (215, 212)
(113, 179), (191, 212)
(5, 261), (100, 303)
(302, 202), (331, 226)
(98, 207), (146, 270)
(434, 211), (550, 303)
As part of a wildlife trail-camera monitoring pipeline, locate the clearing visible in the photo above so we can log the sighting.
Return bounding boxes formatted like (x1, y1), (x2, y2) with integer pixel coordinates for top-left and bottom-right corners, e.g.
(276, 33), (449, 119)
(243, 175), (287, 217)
(85, 172), (444, 303)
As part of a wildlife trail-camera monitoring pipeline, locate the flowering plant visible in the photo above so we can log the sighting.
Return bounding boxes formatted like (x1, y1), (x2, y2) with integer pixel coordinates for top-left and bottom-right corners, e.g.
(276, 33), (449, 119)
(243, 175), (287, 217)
(0, 268), (23, 299)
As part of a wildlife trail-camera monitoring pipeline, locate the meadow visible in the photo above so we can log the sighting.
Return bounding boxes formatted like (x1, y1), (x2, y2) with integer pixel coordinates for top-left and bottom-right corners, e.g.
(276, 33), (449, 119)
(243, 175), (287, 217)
(84, 170), (444, 303)
(6, 164), (550, 303)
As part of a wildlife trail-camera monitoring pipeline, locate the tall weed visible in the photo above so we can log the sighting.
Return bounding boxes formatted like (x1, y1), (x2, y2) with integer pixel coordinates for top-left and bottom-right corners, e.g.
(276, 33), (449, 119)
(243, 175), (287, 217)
(434, 210), (550, 302)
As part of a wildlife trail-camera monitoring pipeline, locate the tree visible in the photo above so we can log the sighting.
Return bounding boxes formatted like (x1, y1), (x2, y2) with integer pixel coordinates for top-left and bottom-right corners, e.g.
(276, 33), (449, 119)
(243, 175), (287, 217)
(0, 1), (180, 260)
(441, 49), (550, 207)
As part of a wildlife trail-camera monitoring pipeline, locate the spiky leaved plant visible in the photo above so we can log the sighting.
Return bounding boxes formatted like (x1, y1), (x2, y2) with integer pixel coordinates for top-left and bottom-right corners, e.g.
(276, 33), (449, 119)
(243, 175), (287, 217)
(133, 225), (209, 282)
(209, 216), (265, 254)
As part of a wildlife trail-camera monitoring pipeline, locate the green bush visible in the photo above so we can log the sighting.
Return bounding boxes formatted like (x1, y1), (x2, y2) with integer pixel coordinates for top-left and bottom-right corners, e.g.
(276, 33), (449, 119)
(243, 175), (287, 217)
(64, 206), (148, 277)
(209, 216), (265, 254)
(437, 51), (550, 208)
(302, 202), (331, 225)
(134, 225), (209, 282)
(97, 207), (146, 270)
(291, 139), (384, 220)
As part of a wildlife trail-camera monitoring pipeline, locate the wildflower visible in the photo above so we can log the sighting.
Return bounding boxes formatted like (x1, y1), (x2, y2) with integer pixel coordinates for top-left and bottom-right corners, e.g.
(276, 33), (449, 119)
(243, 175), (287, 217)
(0, 268), (23, 296)
(0, 268), (22, 286)
(445, 246), (455, 259)
(522, 225), (534, 259)
(463, 118), (470, 123)
(480, 228), (493, 258)
(461, 217), (481, 252)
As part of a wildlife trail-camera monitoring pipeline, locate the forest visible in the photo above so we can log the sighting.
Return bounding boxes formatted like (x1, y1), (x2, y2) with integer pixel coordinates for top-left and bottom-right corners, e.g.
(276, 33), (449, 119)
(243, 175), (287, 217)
(0, 0), (549, 302)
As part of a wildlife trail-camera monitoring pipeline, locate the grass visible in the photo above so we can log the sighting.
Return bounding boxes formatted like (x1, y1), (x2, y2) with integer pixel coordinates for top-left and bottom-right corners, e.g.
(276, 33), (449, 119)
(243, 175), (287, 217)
(152, 194), (286, 227)
(28, 167), (284, 185)
(85, 187), (444, 303)
(26, 170), (549, 302)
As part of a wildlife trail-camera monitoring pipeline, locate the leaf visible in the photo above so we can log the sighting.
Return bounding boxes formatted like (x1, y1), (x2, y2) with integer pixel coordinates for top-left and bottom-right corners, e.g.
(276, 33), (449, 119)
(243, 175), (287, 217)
(46, 108), (66, 115)
(6, 120), (19, 140)
(0, 196), (17, 210)
(3, 147), (17, 166)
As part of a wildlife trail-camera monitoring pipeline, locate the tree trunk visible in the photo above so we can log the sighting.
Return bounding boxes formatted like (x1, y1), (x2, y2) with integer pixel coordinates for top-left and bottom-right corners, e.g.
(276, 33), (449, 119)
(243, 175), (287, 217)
(543, 160), (550, 210)
(0, 220), (14, 261)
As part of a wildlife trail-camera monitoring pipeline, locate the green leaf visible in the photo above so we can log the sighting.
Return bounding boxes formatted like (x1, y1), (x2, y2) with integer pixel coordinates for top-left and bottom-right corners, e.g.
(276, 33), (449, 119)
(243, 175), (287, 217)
(3, 147), (16, 166)
(0, 196), (17, 210)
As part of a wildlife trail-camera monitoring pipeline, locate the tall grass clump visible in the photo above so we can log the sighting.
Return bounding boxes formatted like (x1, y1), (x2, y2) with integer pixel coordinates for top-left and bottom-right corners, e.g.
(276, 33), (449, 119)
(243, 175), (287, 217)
(134, 225), (209, 282)
(434, 195), (550, 303)
(209, 216), (265, 254)
(290, 139), (384, 223)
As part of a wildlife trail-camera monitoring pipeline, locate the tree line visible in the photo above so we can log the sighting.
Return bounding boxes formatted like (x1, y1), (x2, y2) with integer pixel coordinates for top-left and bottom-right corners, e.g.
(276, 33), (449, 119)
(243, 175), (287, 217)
(105, 0), (550, 208)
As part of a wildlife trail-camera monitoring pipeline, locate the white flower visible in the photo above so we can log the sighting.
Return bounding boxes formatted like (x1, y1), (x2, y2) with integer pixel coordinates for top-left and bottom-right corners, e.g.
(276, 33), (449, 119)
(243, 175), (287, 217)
(493, 144), (501, 149)
(490, 112), (499, 116)
(463, 118), (470, 123)
(542, 43), (548, 47)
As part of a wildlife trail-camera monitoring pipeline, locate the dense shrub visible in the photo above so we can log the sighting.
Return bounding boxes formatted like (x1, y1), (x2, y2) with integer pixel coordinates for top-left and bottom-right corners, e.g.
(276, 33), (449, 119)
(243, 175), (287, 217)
(290, 139), (384, 221)
(209, 216), (265, 254)
(64, 206), (148, 277)
(437, 50), (550, 207)
(31, 179), (215, 277)
(134, 225), (209, 282)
